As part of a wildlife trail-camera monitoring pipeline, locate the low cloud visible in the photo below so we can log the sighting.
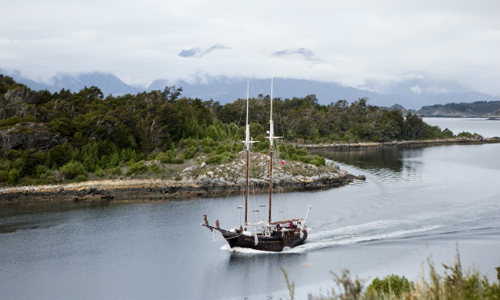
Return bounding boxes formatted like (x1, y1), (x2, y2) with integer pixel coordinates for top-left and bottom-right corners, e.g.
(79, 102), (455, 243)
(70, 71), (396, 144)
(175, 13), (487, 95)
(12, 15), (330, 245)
(410, 85), (422, 94)
(1, 0), (499, 96)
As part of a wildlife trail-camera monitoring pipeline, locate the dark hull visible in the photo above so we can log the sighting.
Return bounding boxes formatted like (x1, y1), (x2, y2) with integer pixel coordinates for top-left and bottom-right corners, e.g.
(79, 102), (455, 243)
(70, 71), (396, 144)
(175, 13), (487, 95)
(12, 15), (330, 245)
(220, 229), (307, 252)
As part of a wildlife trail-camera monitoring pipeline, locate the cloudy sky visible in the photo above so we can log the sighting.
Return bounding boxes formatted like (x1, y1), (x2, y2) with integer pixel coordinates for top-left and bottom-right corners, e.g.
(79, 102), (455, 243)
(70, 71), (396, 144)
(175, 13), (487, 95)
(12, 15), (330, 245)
(1, 0), (499, 95)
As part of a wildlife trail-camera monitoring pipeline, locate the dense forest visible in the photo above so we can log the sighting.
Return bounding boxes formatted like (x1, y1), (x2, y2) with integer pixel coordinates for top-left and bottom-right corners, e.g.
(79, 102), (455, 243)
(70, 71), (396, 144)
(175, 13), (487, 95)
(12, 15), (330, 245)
(0, 75), (474, 186)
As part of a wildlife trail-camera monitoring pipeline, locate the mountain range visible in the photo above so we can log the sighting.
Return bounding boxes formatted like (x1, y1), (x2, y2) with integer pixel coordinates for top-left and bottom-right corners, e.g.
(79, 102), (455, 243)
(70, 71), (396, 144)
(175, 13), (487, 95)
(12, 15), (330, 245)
(1, 69), (498, 109)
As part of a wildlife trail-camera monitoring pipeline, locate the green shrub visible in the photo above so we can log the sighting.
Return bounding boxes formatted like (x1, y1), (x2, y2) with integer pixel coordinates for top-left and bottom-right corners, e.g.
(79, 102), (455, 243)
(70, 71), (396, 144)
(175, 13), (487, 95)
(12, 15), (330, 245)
(95, 168), (105, 177)
(216, 144), (226, 155)
(121, 148), (138, 163)
(60, 161), (86, 179)
(202, 137), (214, 153)
(292, 155), (310, 164)
(232, 142), (243, 153)
(12, 158), (25, 174)
(157, 150), (175, 164)
(24, 150), (45, 177)
(108, 151), (120, 168)
(185, 137), (198, 149)
(48, 144), (74, 167)
(223, 142), (233, 153)
(457, 131), (483, 139)
(36, 165), (49, 179)
(112, 166), (122, 175)
(442, 128), (454, 138)
(77, 175), (87, 182)
(206, 152), (236, 164)
(279, 144), (308, 159)
(80, 142), (99, 172)
(202, 145), (212, 154)
(184, 145), (197, 159)
(311, 156), (326, 167)
(249, 123), (265, 137)
(255, 137), (269, 151)
(148, 163), (161, 173)
(205, 125), (219, 141)
(366, 274), (414, 298)
(0, 170), (8, 182)
(278, 144), (325, 166)
(172, 158), (184, 164)
(42, 168), (53, 181)
(7, 168), (20, 184)
(99, 155), (109, 168)
(126, 160), (147, 175)
(147, 149), (161, 160)
(0, 159), (12, 171)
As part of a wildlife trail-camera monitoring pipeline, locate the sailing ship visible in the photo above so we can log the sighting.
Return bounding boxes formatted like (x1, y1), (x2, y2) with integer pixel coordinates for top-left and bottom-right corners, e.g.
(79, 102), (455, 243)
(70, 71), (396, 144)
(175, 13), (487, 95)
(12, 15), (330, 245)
(202, 79), (311, 252)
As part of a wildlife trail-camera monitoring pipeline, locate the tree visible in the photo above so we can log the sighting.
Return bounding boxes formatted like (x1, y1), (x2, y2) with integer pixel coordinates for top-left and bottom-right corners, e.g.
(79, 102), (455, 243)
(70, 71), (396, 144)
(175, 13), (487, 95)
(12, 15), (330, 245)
(161, 86), (183, 103)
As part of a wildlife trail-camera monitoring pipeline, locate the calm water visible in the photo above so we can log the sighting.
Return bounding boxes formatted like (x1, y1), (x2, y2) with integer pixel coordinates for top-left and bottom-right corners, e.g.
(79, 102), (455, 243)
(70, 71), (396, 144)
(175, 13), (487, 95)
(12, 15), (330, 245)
(1, 118), (500, 300)
(423, 117), (500, 138)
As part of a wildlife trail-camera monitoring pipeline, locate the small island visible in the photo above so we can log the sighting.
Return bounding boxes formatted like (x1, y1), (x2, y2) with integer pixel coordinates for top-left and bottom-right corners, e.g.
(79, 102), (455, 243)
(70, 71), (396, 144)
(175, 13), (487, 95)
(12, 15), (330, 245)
(0, 150), (365, 205)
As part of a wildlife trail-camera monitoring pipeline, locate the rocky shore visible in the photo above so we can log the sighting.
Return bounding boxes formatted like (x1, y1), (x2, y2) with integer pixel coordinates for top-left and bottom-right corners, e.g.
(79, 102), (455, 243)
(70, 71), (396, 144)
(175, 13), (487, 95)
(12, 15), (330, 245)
(303, 137), (500, 150)
(0, 152), (365, 206)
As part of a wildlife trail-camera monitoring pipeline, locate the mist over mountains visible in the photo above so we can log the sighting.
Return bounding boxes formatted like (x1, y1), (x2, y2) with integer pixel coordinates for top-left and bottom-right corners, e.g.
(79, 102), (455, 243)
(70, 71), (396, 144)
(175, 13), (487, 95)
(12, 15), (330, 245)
(1, 69), (498, 109)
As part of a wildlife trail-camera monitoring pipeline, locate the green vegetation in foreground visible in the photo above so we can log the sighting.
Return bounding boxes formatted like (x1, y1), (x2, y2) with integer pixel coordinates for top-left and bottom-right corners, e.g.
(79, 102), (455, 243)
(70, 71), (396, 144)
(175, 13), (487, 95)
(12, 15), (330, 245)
(282, 253), (500, 300)
(0, 75), (481, 187)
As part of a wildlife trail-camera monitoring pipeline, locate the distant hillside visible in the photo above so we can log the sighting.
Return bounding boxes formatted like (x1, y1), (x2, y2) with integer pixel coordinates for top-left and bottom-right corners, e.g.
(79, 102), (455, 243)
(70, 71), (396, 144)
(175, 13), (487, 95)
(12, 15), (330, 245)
(2, 69), (499, 109)
(416, 101), (500, 117)
(0, 70), (141, 96)
(155, 77), (499, 109)
(149, 77), (404, 107)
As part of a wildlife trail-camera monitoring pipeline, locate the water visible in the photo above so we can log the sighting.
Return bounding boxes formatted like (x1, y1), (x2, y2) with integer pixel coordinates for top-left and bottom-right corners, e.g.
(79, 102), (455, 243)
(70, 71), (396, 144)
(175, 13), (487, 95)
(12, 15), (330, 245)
(1, 118), (500, 300)
(423, 117), (500, 138)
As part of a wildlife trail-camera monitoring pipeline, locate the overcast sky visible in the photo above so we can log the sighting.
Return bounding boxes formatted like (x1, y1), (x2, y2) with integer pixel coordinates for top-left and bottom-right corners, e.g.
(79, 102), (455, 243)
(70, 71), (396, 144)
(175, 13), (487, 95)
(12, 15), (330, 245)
(1, 0), (499, 95)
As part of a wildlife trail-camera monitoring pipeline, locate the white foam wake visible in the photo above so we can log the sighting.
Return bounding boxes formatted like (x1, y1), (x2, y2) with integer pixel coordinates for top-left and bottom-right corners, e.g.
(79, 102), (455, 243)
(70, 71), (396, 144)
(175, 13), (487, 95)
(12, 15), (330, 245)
(220, 225), (441, 254)
(308, 219), (399, 241)
(284, 225), (442, 253)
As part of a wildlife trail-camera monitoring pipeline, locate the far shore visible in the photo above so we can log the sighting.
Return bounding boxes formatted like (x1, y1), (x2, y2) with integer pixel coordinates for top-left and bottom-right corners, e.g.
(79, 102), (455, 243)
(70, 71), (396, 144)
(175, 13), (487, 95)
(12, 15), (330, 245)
(302, 137), (500, 150)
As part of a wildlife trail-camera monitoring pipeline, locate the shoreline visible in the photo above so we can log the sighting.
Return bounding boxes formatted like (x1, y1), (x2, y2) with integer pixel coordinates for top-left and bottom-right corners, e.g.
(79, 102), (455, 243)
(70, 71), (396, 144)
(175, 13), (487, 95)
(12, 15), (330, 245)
(303, 137), (500, 150)
(0, 152), (364, 206)
(0, 173), (364, 206)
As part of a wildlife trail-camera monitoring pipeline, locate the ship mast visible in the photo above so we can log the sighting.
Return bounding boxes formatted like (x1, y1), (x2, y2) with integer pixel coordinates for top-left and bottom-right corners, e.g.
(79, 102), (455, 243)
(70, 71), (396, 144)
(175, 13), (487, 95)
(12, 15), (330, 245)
(245, 82), (250, 229)
(266, 77), (280, 223)
(243, 81), (257, 230)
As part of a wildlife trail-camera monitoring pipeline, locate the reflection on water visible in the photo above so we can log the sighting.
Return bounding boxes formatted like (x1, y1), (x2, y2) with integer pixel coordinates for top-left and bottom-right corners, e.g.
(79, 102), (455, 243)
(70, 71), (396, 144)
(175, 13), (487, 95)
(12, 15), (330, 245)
(315, 148), (411, 172)
(313, 147), (425, 182)
(0, 201), (115, 234)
